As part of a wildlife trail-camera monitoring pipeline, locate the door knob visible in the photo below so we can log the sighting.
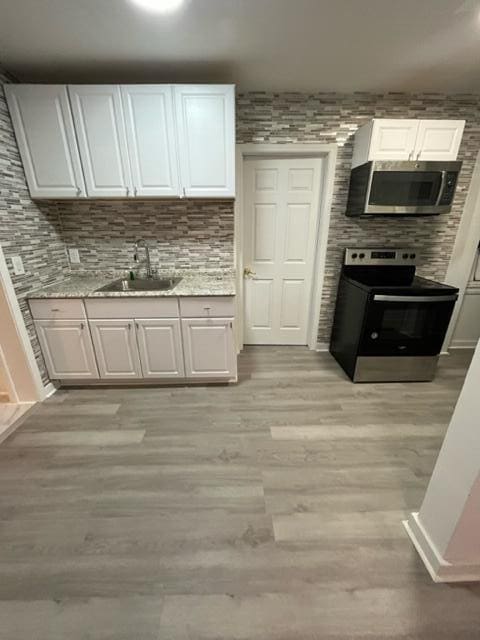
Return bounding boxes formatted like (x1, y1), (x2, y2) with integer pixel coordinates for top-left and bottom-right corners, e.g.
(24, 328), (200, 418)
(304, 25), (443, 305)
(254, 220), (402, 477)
(243, 267), (256, 278)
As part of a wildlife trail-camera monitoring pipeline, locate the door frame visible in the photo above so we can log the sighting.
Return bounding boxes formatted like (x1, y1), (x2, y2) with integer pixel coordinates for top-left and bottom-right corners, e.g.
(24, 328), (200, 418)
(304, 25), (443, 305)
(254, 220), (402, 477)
(443, 148), (480, 350)
(0, 244), (45, 402)
(235, 143), (337, 351)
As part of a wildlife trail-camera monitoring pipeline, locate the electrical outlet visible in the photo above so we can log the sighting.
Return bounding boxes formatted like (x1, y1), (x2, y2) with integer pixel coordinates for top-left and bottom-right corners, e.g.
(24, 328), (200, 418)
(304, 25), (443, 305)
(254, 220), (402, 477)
(11, 256), (25, 275)
(69, 248), (80, 264)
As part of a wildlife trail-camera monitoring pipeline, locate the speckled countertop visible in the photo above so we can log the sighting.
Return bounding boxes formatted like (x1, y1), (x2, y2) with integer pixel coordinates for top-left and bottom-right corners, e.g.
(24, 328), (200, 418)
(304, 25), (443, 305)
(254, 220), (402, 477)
(28, 271), (236, 299)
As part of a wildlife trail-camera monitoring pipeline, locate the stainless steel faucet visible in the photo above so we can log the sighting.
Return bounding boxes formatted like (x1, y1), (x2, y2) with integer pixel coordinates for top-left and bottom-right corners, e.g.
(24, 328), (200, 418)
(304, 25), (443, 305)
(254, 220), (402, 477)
(133, 239), (153, 278)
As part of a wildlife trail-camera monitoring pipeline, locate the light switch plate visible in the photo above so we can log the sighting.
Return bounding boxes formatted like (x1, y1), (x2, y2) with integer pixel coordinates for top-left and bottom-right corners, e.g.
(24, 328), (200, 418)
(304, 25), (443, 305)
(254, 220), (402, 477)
(11, 256), (25, 275)
(69, 248), (80, 264)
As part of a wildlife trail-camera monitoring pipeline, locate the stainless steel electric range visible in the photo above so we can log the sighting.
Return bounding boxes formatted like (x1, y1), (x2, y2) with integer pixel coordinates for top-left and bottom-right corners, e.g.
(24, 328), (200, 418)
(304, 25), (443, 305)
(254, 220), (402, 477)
(329, 248), (459, 382)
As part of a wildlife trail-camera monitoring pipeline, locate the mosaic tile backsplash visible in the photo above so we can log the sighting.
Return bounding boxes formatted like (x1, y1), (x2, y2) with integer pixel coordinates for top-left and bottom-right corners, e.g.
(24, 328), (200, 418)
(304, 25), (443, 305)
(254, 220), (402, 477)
(51, 199), (235, 274)
(237, 91), (480, 343)
(0, 70), (69, 383)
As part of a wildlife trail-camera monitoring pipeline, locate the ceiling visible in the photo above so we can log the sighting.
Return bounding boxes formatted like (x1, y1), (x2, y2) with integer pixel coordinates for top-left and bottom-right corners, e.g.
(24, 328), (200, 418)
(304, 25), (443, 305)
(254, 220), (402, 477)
(1, 0), (480, 93)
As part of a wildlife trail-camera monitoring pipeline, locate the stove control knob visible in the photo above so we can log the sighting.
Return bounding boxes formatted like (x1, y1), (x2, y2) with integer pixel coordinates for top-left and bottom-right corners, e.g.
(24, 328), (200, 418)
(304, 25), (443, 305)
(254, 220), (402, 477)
(351, 252), (358, 259)
(402, 253), (409, 259)
(359, 252), (365, 259)
(410, 253), (416, 259)
(370, 332), (379, 340)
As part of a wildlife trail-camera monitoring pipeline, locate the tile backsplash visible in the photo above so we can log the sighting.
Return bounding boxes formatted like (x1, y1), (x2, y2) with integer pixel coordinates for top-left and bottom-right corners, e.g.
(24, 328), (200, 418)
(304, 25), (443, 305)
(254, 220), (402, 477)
(51, 199), (235, 275)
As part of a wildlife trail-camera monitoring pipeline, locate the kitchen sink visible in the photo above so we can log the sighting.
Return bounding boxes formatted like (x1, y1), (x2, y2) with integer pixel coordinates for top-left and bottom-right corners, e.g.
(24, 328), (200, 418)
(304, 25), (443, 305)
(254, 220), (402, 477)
(95, 277), (182, 293)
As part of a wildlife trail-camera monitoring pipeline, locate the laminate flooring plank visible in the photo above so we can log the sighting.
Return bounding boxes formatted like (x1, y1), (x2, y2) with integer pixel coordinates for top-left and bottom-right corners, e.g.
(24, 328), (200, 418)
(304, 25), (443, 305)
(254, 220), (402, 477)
(0, 347), (478, 639)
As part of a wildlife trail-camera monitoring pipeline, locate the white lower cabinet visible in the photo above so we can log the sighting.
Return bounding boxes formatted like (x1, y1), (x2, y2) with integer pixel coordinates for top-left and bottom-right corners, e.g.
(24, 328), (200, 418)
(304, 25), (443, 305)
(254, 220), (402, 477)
(136, 319), (185, 378)
(34, 320), (98, 380)
(181, 318), (236, 379)
(31, 296), (237, 383)
(89, 319), (142, 379)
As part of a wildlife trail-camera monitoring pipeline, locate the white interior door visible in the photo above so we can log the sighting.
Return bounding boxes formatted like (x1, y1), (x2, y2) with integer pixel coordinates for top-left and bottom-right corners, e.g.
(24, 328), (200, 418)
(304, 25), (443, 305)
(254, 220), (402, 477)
(136, 318), (185, 378)
(89, 319), (141, 379)
(243, 157), (323, 345)
(121, 85), (180, 197)
(68, 85), (133, 197)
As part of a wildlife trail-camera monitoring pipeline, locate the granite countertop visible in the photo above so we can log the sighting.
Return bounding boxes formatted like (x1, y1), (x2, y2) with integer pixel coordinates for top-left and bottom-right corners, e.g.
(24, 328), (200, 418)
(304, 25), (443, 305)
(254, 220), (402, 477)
(28, 271), (236, 299)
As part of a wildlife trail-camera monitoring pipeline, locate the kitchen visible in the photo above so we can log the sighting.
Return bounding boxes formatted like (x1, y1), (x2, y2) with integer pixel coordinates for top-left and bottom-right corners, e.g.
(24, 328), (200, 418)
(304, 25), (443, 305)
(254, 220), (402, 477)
(0, 1), (480, 638)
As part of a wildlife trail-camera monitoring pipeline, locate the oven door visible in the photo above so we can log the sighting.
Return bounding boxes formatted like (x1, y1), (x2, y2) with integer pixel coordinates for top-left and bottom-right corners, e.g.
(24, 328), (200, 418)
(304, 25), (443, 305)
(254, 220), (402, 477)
(359, 294), (457, 356)
(364, 161), (460, 215)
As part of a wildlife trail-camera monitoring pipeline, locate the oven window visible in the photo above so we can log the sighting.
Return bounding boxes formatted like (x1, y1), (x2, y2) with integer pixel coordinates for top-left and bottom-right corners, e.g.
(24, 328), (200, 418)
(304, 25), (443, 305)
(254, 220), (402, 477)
(370, 172), (442, 206)
(360, 299), (456, 356)
(380, 307), (430, 340)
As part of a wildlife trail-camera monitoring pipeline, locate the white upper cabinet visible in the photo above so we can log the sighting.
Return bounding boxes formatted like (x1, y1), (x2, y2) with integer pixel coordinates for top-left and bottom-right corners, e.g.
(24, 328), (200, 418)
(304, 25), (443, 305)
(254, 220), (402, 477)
(352, 118), (465, 168)
(174, 85), (235, 198)
(121, 85), (180, 197)
(4, 85), (86, 198)
(68, 85), (133, 198)
(413, 120), (465, 161)
(7, 83), (235, 200)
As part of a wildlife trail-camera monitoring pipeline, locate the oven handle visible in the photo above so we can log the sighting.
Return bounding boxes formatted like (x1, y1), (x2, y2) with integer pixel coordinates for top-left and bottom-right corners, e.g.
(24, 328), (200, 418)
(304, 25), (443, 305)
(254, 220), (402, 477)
(373, 294), (457, 303)
(435, 170), (447, 206)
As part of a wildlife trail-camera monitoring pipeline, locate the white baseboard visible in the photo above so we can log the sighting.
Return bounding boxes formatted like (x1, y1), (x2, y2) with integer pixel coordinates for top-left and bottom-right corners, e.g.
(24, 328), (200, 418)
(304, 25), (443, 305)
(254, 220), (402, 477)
(316, 342), (329, 352)
(43, 381), (58, 399)
(404, 512), (480, 583)
(449, 340), (478, 350)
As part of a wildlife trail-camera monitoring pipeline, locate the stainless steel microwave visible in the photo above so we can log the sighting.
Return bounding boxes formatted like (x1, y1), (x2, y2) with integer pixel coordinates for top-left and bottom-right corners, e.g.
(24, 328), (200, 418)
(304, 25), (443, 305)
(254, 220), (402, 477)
(345, 160), (462, 217)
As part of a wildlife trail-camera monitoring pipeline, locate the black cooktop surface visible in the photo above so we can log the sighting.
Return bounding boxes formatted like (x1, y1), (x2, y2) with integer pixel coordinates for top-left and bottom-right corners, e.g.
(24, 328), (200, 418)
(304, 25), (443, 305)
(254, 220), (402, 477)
(344, 271), (459, 296)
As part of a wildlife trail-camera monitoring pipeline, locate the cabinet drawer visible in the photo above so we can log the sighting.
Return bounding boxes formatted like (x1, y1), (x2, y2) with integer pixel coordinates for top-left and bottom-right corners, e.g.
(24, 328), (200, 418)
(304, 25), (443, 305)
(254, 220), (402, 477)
(179, 296), (235, 318)
(85, 297), (179, 319)
(29, 298), (86, 320)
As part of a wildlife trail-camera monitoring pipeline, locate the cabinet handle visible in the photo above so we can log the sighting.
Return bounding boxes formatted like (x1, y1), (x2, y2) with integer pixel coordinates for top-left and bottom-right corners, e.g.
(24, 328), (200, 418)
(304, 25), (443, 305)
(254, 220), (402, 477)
(126, 187), (130, 197)
(229, 321), (233, 329)
(80, 322), (84, 330)
(183, 187), (186, 198)
(76, 186), (81, 196)
(127, 323), (131, 331)
(134, 187), (137, 197)
(135, 322), (139, 330)
(416, 151), (421, 160)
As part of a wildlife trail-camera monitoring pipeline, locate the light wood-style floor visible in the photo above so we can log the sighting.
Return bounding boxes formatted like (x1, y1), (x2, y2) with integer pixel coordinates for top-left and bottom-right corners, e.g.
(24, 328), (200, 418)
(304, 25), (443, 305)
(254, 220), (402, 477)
(0, 347), (478, 639)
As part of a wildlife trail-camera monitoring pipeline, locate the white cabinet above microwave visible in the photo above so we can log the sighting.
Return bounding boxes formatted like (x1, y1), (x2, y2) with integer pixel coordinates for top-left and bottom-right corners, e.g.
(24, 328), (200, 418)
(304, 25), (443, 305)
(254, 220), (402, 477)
(5, 83), (235, 200)
(352, 118), (465, 168)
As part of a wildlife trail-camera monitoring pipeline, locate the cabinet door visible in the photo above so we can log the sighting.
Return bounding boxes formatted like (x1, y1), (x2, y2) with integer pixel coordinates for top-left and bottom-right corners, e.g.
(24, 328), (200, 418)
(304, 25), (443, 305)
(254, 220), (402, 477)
(121, 85), (180, 197)
(34, 320), (98, 380)
(136, 319), (184, 378)
(414, 120), (465, 161)
(181, 318), (236, 379)
(174, 85), (235, 198)
(369, 119), (419, 161)
(5, 85), (85, 199)
(89, 319), (141, 379)
(68, 85), (133, 197)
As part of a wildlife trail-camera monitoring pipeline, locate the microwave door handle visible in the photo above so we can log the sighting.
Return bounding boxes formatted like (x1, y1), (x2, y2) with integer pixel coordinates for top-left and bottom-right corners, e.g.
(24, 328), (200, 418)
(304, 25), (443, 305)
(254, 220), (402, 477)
(435, 170), (447, 206)
(373, 294), (458, 303)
